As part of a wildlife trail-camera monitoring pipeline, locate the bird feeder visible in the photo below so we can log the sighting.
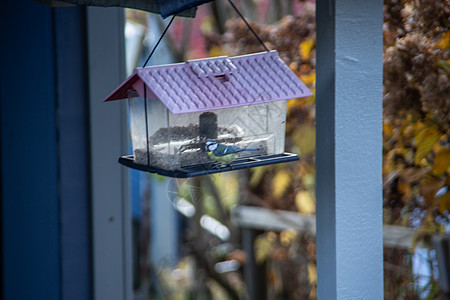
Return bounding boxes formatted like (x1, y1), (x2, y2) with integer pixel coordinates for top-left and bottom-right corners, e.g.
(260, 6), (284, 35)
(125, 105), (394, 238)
(104, 51), (312, 177)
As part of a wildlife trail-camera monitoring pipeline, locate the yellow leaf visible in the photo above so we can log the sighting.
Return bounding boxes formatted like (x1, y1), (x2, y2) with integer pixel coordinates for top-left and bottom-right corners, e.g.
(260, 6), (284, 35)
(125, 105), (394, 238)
(272, 169), (291, 198)
(414, 127), (441, 164)
(286, 98), (305, 114)
(254, 232), (276, 264)
(299, 38), (315, 61)
(438, 192), (450, 214)
(415, 125), (430, 145)
(200, 16), (215, 35)
(296, 191), (315, 214)
(249, 166), (268, 187)
(208, 46), (224, 57)
(434, 148), (450, 175)
(383, 121), (394, 137)
(292, 124), (316, 156)
(280, 229), (297, 247)
(299, 71), (316, 86)
(302, 173), (315, 189)
(437, 31), (450, 50)
(307, 263), (317, 285)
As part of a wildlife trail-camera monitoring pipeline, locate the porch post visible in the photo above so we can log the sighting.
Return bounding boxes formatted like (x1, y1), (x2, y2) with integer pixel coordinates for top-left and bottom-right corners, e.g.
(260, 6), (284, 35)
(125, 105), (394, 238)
(315, 0), (383, 299)
(87, 7), (131, 300)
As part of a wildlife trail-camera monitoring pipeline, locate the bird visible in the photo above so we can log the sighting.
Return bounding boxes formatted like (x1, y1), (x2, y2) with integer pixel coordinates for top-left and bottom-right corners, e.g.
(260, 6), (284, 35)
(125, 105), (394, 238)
(205, 140), (259, 164)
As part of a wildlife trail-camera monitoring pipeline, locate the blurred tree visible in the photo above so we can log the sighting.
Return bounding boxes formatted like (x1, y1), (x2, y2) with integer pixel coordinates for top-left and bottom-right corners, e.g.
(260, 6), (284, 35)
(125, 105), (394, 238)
(382, 0), (449, 298)
(383, 0), (449, 232)
(202, 1), (318, 298)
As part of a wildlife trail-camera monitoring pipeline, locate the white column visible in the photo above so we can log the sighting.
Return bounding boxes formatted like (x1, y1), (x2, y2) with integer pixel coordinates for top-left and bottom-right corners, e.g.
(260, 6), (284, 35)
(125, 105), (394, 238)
(316, 0), (383, 299)
(87, 7), (132, 300)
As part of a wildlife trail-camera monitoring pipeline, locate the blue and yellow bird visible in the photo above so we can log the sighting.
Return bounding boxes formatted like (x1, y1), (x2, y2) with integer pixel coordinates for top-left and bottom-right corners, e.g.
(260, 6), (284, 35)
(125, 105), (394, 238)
(205, 140), (258, 164)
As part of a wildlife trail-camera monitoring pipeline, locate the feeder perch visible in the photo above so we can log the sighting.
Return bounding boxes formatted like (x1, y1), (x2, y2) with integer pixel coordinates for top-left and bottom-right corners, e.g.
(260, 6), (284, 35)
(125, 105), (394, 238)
(104, 51), (313, 177)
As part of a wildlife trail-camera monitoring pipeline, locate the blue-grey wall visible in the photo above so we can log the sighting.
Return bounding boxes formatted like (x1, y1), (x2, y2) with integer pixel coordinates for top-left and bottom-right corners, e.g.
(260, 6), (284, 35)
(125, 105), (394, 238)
(0, 1), (91, 299)
(55, 7), (92, 300)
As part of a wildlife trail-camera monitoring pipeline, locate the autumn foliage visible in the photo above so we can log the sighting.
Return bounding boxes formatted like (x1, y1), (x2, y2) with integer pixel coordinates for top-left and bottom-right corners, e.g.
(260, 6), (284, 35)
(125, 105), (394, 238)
(382, 1), (449, 298)
(204, 2), (318, 298)
(383, 0), (450, 231)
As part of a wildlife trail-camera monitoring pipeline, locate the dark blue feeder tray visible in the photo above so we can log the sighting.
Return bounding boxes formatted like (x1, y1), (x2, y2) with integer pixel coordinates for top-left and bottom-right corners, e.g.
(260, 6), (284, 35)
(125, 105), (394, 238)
(119, 153), (299, 178)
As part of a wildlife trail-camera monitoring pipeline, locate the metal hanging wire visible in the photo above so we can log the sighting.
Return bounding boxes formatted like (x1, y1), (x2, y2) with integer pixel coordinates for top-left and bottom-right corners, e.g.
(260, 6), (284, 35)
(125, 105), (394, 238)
(142, 15), (176, 68)
(143, 1), (269, 68)
(226, 0), (270, 52)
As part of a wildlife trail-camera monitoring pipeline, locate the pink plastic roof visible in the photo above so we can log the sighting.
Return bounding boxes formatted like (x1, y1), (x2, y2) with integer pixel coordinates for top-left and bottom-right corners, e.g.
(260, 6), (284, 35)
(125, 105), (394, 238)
(104, 51), (313, 114)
